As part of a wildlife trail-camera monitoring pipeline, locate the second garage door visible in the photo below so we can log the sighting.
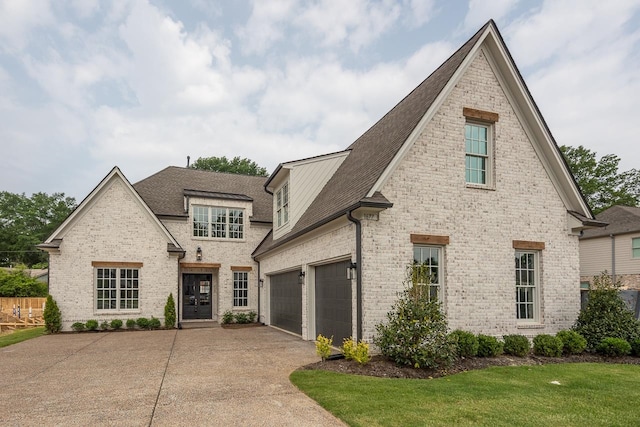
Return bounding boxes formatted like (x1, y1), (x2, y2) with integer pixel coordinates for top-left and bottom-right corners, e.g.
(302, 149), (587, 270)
(270, 270), (302, 335)
(315, 261), (352, 344)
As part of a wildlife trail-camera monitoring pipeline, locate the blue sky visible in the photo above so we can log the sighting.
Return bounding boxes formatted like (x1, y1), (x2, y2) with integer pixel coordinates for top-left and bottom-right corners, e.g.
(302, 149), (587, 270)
(1, 0), (639, 200)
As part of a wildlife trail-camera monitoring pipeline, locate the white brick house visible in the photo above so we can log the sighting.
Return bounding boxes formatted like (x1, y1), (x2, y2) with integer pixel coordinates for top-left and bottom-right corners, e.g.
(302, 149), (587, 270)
(41, 21), (602, 336)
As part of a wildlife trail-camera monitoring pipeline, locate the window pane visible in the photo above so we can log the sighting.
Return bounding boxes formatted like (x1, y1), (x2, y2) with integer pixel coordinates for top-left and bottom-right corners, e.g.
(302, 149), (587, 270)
(515, 251), (537, 320)
(633, 238), (640, 258)
(193, 206), (209, 237)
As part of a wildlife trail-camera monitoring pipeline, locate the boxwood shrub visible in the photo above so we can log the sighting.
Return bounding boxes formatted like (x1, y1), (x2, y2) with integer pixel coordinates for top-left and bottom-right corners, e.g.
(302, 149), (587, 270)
(136, 317), (150, 330)
(476, 334), (503, 357)
(149, 317), (161, 330)
(503, 334), (530, 357)
(533, 334), (563, 357)
(556, 330), (587, 355)
(85, 319), (99, 331)
(126, 319), (136, 329)
(450, 330), (478, 358)
(110, 319), (123, 330)
(631, 339), (640, 357)
(71, 322), (85, 332)
(596, 337), (631, 357)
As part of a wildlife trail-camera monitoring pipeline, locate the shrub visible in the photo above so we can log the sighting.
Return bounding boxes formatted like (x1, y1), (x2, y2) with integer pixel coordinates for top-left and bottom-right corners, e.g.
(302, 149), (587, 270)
(631, 339), (640, 357)
(0, 268), (48, 297)
(136, 317), (150, 329)
(248, 311), (257, 323)
(573, 272), (640, 350)
(340, 337), (371, 365)
(450, 330), (479, 358)
(71, 322), (85, 332)
(596, 337), (631, 357)
(374, 280), (456, 369)
(126, 319), (136, 329)
(43, 295), (62, 334)
(99, 320), (110, 331)
(221, 311), (234, 324)
(234, 312), (250, 324)
(85, 319), (99, 331)
(556, 330), (587, 355)
(503, 335), (530, 357)
(164, 293), (176, 329)
(477, 335), (503, 357)
(533, 334), (563, 357)
(316, 334), (333, 361)
(110, 319), (123, 330)
(149, 317), (161, 330)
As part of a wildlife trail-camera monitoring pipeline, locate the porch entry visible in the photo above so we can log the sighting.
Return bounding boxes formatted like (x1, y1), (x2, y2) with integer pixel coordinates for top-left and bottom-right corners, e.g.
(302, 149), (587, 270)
(182, 274), (213, 320)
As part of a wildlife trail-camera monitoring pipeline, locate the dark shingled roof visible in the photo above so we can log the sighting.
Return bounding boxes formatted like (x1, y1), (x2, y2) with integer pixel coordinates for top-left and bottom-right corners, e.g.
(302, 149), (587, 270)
(133, 167), (272, 223)
(580, 205), (640, 239)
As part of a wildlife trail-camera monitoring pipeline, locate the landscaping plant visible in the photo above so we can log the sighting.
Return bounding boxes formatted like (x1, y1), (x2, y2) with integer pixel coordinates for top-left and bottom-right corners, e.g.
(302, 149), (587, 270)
(221, 310), (234, 324)
(631, 339), (640, 357)
(556, 330), (587, 355)
(71, 322), (85, 332)
(43, 295), (62, 333)
(110, 319), (123, 330)
(149, 317), (161, 329)
(136, 317), (150, 329)
(450, 330), (479, 358)
(341, 337), (370, 365)
(532, 334), (563, 357)
(316, 334), (333, 361)
(85, 319), (99, 331)
(164, 293), (176, 329)
(573, 272), (640, 350)
(596, 337), (631, 357)
(234, 312), (250, 324)
(476, 334), (503, 357)
(248, 311), (257, 323)
(502, 334), (530, 357)
(374, 271), (456, 369)
(100, 320), (110, 331)
(126, 319), (136, 329)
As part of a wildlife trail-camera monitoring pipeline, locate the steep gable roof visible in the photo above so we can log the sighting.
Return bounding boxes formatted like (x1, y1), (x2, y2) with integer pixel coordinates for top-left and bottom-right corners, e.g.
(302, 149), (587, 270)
(133, 167), (272, 223)
(39, 167), (181, 251)
(581, 205), (640, 239)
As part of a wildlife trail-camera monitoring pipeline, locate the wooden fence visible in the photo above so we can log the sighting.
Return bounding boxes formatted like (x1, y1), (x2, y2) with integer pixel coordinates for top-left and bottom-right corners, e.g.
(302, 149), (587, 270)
(0, 297), (47, 331)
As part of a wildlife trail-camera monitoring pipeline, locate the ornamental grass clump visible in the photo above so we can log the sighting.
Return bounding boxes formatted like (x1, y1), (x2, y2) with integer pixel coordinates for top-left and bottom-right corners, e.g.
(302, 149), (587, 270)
(374, 268), (456, 369)
(573, 272), (640, 350)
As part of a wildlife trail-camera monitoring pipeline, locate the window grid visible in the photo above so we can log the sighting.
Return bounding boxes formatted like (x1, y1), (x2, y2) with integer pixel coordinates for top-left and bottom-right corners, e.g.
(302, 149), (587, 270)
(193, 206), (209, 237)
(96, 267), (139, 311)
(465, 124), (488, 185)
(276, 183), (289, 227)
(413, 246), (441, 301)
(211, 208), (227, 238)
(192, 206), (245, 240)
(228, 209), (244, 239)
(515, 251), (537, 320)
(633, 238), (640, 258)
(233, 271), (248, 307)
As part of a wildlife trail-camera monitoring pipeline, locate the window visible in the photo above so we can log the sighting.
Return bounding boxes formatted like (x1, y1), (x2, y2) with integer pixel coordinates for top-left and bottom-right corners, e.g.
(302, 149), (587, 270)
(96, 267), (139, 311)
(192, 206), (244, 239)
(413, 246), (442, 300)
(633, 238), (640, 258)
(276, 183), (289, 227)
(515, 251), (538, 321)
(233, 271), (248, 307)
(465, 123), (490, 185)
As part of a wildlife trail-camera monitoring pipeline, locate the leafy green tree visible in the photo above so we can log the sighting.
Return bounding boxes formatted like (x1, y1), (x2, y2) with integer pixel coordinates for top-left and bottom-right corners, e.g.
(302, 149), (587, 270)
(0, 192), (76, 266)
(0, 267), (47, 297)
(560, 145), (639, 214)
(190, 156), (268, 176)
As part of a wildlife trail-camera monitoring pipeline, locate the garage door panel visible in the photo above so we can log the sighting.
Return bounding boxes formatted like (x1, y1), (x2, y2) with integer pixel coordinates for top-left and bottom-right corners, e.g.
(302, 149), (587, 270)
(270, 270), (302, 335)
(315, 261), (352, 345)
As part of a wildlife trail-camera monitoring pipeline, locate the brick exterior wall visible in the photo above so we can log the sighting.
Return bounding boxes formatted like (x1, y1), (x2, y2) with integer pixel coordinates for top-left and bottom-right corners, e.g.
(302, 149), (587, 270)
(48, 178), (179, 331)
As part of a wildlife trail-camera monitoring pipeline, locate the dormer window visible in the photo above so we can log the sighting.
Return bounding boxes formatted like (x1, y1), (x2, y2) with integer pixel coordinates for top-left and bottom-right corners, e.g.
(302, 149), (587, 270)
(276, 182), (289, 228)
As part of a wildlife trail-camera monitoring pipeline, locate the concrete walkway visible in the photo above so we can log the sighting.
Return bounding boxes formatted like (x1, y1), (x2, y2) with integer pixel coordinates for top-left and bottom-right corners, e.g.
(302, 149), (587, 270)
(0, 327), (345, 426)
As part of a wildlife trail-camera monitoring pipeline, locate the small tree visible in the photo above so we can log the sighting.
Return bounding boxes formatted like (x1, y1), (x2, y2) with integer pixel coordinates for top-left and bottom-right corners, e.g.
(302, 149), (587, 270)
(573, 272), (640, 350)
(164, 293), (176, 329)
(374, 267), (456, 369)
(43, 295), (61, 333)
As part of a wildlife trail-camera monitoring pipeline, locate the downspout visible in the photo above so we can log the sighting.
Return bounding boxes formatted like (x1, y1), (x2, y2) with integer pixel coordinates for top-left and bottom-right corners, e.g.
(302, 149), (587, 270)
(610, 234), (616, 283)
(177, 250), (185, 329)
(347, 210), (362, 341)
(257, 260), (261, 324)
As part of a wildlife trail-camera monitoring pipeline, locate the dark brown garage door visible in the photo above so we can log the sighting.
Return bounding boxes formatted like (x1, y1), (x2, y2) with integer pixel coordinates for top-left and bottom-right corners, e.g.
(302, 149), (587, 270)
(315, 261), (352, 344)
(270, 270), (302, 335)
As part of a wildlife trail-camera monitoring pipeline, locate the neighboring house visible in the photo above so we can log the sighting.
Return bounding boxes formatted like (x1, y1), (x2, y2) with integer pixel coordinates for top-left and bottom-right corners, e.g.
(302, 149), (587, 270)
(580, 205), (640, 289)
(40, 20), (602, 336)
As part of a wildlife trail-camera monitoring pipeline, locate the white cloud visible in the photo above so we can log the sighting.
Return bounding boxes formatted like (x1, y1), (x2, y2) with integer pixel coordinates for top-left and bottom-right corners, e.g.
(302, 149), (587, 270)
(236, 0), (297, 55)
(463, 0), (519, 31)
(404, 0), (436, 27)
(0, 0), (55, 52)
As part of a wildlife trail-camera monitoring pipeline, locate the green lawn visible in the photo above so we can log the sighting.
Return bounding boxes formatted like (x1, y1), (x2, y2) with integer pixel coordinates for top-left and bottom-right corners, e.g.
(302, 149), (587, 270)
(291, 363), (640, 426)
(0, 327), (45, 348)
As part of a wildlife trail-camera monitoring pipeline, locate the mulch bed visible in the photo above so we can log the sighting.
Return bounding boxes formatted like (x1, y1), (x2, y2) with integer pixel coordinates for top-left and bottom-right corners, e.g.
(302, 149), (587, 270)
(220, 322), (264, 329)
(300, 353), (640, 379)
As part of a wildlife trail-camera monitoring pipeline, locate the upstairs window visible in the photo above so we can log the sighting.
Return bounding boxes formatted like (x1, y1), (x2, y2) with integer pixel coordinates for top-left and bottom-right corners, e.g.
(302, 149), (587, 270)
(276, 182), (289, 228)
(633, 238), (640, 258)
(192, 206), (244, 240)
(465, 123), (490, 185)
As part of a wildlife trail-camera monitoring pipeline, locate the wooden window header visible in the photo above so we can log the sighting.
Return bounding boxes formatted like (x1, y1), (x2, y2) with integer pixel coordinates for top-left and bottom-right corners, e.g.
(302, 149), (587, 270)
(410, 234), (450, 245)
(180, 262), (221, 269)
(513, 240), (545, 251)
(92, 261), (143, 268)
(463, 107), (499, 123)
(230, 266), (253, 271)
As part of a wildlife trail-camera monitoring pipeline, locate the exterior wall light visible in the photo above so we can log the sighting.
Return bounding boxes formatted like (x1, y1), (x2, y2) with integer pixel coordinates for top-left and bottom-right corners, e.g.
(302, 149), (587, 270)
(196, 246), (202, 261)
(347, 262), (357, 280)
(298, 271), (306, 284)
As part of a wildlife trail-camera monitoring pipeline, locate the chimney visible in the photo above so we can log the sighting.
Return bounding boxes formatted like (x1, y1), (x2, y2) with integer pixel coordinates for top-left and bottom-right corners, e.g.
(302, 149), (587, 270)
(187, 156), (190, 167)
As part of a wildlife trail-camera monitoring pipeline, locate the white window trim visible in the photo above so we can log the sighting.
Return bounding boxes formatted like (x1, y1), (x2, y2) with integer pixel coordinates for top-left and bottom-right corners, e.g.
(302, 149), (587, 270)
(95, 267), (140, 313)
(465, 122), (494, 188)
(412, 245), (443, 302)
(515, 250), (541, 324)
(233, 271), (249, 307)
(275, 182), (289, 229)
(632, 237), (640, 259)
(191, 206), (245, 241)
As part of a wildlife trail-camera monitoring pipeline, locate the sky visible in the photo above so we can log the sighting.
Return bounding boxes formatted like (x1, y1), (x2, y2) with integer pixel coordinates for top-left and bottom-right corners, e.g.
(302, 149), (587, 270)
(1, 0), (639, 201)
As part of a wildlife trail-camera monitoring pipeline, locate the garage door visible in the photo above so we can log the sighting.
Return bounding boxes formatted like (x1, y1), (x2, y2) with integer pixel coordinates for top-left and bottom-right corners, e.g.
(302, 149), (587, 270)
(315, 261), (352, 345)
(270, 270), (302, 335)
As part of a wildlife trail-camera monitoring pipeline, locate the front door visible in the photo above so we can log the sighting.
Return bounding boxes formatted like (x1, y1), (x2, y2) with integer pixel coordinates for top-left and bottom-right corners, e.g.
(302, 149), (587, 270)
(182, 274), (213, 320)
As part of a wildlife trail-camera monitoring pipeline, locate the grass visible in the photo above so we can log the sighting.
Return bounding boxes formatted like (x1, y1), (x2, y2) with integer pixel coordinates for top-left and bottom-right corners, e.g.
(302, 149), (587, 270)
(291, 363), (640, 426)
(0, 327), (45, 348)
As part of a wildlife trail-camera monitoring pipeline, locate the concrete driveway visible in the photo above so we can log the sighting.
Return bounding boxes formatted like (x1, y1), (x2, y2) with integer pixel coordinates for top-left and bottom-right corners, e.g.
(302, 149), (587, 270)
(0, 326), (345, 426)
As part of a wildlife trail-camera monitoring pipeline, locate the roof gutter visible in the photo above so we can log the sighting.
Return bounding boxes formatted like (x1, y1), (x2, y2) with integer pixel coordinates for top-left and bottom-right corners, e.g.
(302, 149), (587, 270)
(347, 210), (363, 341)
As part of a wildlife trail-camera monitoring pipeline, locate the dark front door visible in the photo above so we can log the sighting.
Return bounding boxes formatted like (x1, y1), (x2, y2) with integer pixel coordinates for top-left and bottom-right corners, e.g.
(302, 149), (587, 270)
(182, 274), (213, 320)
